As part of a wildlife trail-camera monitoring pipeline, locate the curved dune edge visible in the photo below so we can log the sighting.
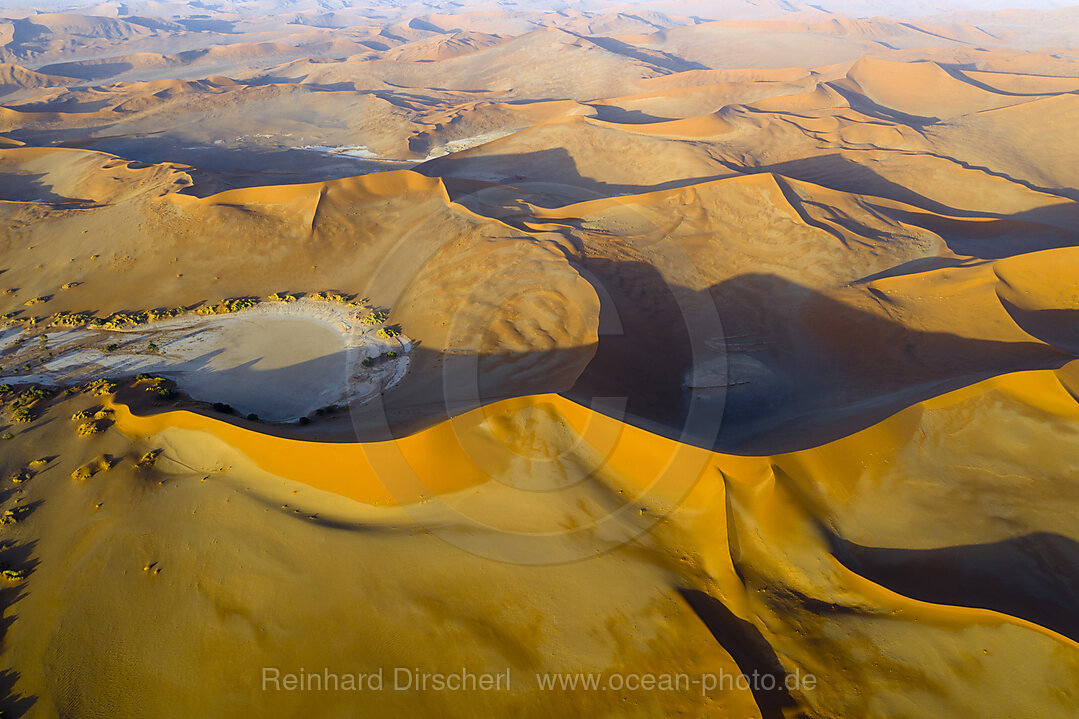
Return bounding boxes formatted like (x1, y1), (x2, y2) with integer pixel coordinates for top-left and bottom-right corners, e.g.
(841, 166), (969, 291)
(109, 360), (1079, 508)
(106, 360), (1079, 650)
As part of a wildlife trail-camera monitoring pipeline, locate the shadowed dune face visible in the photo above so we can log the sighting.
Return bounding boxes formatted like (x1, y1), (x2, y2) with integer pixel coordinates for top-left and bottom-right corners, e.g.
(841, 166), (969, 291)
(1, 1), (1079, 717)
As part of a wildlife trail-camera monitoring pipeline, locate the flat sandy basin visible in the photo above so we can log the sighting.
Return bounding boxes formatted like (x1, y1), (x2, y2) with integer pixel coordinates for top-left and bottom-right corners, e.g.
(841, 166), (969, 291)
(167, 316), (347, 420)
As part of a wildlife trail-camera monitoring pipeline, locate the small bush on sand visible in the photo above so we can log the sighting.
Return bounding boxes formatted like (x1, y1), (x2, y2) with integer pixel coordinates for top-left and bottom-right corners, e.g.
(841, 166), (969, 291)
(136, 450), (161, 468)
(376, 327), (400, 339)
(72, 455), (115, 480)
(76, 421), (103, 436)
(310, 291), (348, 303)
(84, 379), (117, 396)
(0, 507), (27, 525)
(1, 432), (13, 440)
(1, 566), (27, 581)
(72, 409), (95, 421)
(361, 357), (374, 368)
(51, 311), (91, 327)
(28, 458), (47, 468)
(361, 310), (388, 325)
(9, 406), (33, 423)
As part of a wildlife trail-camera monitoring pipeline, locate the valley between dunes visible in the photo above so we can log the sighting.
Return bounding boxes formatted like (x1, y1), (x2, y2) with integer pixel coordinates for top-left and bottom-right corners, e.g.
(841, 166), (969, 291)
(1, 1), (1078, 716)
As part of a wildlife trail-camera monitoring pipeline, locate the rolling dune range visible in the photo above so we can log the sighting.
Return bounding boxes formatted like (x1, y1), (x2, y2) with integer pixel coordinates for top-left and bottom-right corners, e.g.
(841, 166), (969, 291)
(0, 1), (1078, 716)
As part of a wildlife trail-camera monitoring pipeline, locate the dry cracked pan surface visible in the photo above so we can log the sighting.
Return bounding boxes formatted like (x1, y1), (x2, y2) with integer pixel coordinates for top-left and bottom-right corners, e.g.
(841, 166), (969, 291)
(1, 0), (1079, 716)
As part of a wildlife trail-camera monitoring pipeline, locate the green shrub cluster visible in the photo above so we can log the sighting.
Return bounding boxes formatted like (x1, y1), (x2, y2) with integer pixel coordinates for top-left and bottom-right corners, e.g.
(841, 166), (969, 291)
(310, 291), (348, 303)
(0, 507), (28, 525)
(76, 422), (100, 436)
(136, 449), (161, 468)
(361, 310), (388, 325)
(51, 311), (93, 327)
(196, 297), (259, 315)
(88, 305), (189, 329)
(83, 379), (117, 396)
(8, 386), (51, 423)
(1, 566), (26, 581)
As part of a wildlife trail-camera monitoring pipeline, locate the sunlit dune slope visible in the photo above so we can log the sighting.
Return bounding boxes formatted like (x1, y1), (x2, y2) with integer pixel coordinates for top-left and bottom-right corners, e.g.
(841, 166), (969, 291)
(0, 155), (600, 415)
(4, 353), (1078, 716)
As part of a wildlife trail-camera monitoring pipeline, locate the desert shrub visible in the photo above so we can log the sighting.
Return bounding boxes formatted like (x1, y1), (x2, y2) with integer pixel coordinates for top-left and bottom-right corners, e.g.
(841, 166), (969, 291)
(93, 409), (113, 420)
(104, 343), (118, 352)
(24, 296), (48, 306)
(16, 387), (48, 404)
(84, 379), (117, 396)
(246, 413), (259, 421)
(10, 469), (30, 484)
(136, 450), (161, 468)
(1, 566), (26, 581)
(98, 311), (148, 329)
(28, 458), (47, 468)
(156, 388), (177, 400)
(0, 507), (27, 525)
(298, 417), (310, 425)
(361, 310), (388, 325)
(61, 282), (81, 290)
(145, 307), (185, 322)
(211, 402), (234, 414)
(269, 292), (297, 302)
(9, 406), (33, 423)
(70, 465), (93, 480)
(51, 311), (92, 327)
(361, 357), (374, 368)
(386, 351), (397, 358)
(311, 291), (348, 303)
(376, 327), (400, 339)
(72, 409), (94, 421)
(0, 384), (10, 393)
(1, 432), (13, 440)
(146, 342), (158, 353)
(76, 421), (102, 436)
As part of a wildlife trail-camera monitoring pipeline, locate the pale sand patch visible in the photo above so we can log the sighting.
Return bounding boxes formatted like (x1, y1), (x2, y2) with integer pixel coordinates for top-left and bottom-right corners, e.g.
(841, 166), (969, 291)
(0, 301), (411, 421)
(163, 316), (348, 420)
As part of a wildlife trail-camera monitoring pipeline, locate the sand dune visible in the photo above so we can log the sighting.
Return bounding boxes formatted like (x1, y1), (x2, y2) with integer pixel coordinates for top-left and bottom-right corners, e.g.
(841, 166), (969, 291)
(3, 358), (1078, 715)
